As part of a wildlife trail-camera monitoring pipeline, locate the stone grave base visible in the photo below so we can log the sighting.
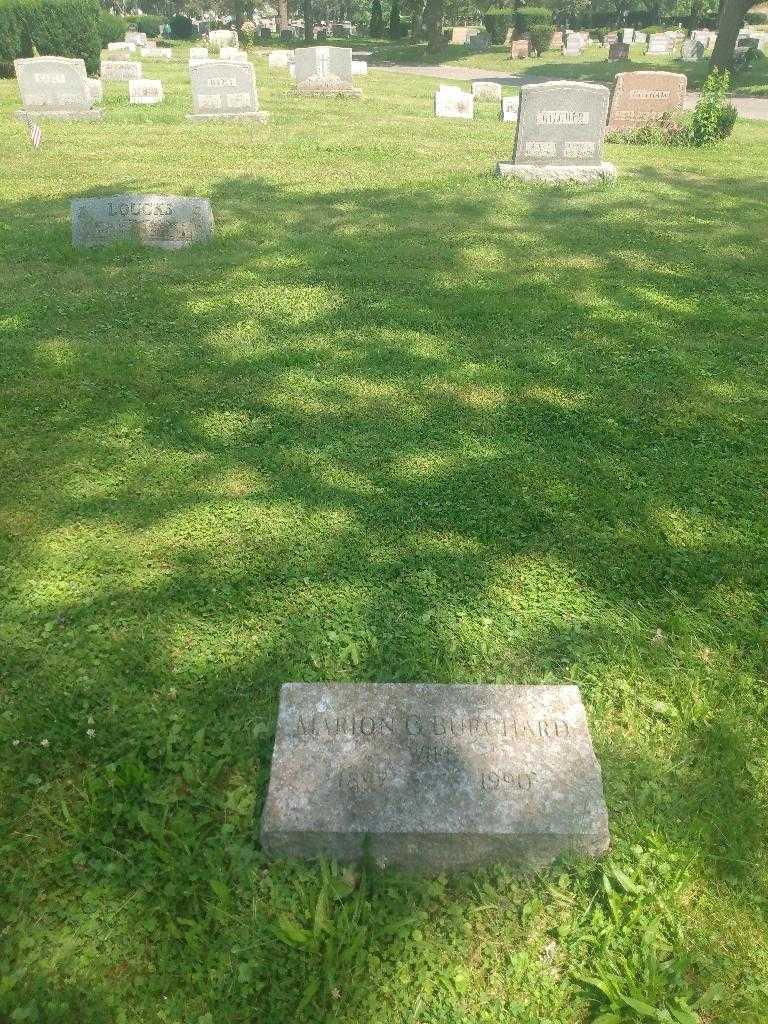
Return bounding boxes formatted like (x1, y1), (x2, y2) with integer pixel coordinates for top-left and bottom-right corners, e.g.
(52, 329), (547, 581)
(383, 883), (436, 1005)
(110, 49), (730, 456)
(295, 82), (363, 98)
(496, 161), (618, 183)
(186, 111), (270, 122)
(16, 108), (104, 121)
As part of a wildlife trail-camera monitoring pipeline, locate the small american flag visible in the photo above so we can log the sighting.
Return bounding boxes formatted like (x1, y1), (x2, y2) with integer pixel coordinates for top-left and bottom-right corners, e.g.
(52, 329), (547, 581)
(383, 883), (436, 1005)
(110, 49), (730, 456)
(24, 112), (42, 148)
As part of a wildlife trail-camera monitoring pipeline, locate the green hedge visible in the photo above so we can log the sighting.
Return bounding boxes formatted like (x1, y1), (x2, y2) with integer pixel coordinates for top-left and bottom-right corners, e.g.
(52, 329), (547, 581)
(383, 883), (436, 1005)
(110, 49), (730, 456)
(515, 6), (552, 34)
(168, 12), (195, 39)
(0, 0), (100, 76)
(98, 8), (123, 45)
(128, 14), (162, 38)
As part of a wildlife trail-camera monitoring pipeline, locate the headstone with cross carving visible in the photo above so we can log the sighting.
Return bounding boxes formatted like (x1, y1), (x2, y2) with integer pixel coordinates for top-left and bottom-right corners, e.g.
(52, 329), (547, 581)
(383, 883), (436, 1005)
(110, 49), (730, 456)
(293, 45), (362, 96)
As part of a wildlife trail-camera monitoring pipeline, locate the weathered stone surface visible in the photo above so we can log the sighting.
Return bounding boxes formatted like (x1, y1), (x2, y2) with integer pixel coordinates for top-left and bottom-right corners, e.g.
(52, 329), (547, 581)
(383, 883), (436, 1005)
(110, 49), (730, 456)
(472, 80), (502, 101)
(101, 60), (143, 81)
(608, 41), (630, 60)
(189, 47), (210, 62)
(71, 194), (213, 250)
(188, 60), (268, 121)
(129, 78), (164, 104)
(125, 30), (147, 45)
(607, 70), (686, 132)
(14, 56), (102, 119)
(209, 28), (238, 49)
(497, 161), (617, 182)
(261, 683), (610, 872)
(680, 38), (704, 60)
(511, 80), (609, 167)
(501, 94), (519, 121)
(647, 33), (674, 53)
(510, 39), (530, 59)
(435, 87), (473, 119)
(268, 49), (292, 67)
(293, 45), (362, 96)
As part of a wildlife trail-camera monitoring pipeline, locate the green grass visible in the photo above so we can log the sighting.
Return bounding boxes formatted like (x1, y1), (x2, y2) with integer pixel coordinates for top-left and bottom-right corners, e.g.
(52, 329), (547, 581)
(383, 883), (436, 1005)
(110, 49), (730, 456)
(1, 42), (768, 1024)
(364, 38), (768, 95)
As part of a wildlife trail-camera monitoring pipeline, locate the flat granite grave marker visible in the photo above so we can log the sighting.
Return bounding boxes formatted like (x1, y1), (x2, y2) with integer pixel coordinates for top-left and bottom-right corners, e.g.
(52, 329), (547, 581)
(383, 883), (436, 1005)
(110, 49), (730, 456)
(101, 60), (143, 81)
(14, 56), (103, 120)
(268, 49), (292, 67)
(261, 683), (610, 872)
(607, 70), (686, 133)
(468, 30), (491, 52)
(472, 80), (502, 101)
(188, 60), (268, 121)
(129, 78), (164, 104)
(293, 46), (362, 96)
(497, 80), (616, 182)
(351, 59), (368, 75)
(142, 46), (173, 59)
(72, 194), (213, 249)
(125, 30), (147, 45)
(107, 41), (136, 53)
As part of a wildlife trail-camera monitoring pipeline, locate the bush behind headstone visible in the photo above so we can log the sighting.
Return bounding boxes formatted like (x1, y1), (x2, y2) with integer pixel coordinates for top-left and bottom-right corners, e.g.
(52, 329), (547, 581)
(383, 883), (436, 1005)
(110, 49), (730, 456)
(168, 13), (195, 40)
(98, 9), (123, 46)
(0, 0), (100, 76)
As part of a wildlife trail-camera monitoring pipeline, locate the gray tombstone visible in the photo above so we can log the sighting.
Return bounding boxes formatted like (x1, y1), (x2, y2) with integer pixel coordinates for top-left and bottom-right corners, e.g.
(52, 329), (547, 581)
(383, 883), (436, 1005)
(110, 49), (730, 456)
(101, 60), (143, 81)
(681, 38), (705, 60)
(608, 41), (630, 60)
(14, 56), (102, 120)
(468, 30), (491, 52)
(188, 60), (268, 121)
(497, 79), (616, 182)
(293, 45), (362, 96)
(71, 194), (213, 249)
(261, 683), (610, 873)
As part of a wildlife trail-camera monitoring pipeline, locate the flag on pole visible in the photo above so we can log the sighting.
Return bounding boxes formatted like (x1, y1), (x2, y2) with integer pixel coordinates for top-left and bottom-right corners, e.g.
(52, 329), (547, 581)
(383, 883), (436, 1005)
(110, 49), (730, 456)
(24, 111), (42, 148)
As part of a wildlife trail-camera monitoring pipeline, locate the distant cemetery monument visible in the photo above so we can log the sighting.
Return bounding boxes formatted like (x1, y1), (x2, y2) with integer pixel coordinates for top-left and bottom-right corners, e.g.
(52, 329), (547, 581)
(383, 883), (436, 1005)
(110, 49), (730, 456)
(497, 80), (617, 183)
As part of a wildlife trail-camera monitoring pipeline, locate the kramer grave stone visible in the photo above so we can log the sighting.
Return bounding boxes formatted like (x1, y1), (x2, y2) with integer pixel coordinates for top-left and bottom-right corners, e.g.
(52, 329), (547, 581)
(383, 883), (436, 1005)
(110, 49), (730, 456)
(472, 80), (502, 101)
(497, 79), (616, 182)
(293, 46), (362, 96)
(188, 60), (268, 120)
(261, 683), (610, 872)
(101, 60), (143, 81)
(72, 194), (213, 250)
(14, 56), (103, 120)
(607, 70), (686, 132)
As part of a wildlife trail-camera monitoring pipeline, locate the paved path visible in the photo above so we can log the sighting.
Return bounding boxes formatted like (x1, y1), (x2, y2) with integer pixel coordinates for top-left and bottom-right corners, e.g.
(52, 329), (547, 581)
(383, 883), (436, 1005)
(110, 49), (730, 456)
(376, 62), (768, 120)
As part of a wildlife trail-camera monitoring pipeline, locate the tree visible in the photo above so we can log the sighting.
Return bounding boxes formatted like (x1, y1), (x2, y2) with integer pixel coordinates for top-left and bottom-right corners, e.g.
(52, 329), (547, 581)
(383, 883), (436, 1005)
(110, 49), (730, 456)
(369, 0), (384, 34)
(388, 0), (401, 35)
(278, 0), (289, 32)
(303, 0), (313, 39)
(422, 0), (443, 49)
(710, 0), (754, 68)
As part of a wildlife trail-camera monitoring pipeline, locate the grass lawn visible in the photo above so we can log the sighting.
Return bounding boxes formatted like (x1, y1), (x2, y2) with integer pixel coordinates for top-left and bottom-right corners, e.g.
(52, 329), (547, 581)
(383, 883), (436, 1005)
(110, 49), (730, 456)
(1, 43), (768, 1024)
(362, 37), (768, 95)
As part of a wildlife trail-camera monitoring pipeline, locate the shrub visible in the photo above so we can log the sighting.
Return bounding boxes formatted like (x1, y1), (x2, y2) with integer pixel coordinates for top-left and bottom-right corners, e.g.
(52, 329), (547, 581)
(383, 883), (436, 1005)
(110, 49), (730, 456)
(528, 22), (552, 55)
(98, 9), (123, 45)
(240, 20), (256, 46)
(168, 12), (195, 39)
(0, 0), (100, 75)
(484, 6), (515, 44)
(515, 5), (552, 34)
(369, 0), (384, 37)
(130, 14), (162, 38)
(688, 69), (737, 144)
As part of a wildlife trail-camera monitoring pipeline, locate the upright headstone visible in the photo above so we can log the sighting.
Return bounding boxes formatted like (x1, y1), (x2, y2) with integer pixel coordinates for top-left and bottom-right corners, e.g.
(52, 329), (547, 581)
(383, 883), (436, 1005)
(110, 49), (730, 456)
(551, 31), (563, 48)
(621, 27), (634, 42)
(501, 94), (519, 121)
(189, 46), (210, 62)
(128, 78), (164, 104)
(647, 33), (673, 54)
(497, 80), (616, 182)
(451, 26), (470, 44)
(472, 80), (502, 102)
(468, 31), (491, 52)
(107, 41), (136, 53)
(607, 70), (686, 132)
(142, 46), (173, 59)
(268, 49), (292, 67)
(293, 46), (362, 96)
(261, 683), (610, 872)
(14, 56), (102, 120)
(680, 38), (704, 60)
(604, 31), (619, 46)
(125, 30), (148, 46)
(72, 194), (214, 250)
(101, 60), (143, 81)
(188, 60), (268, 120)
(608, 41), (630, 60)
(510, 39), (530, 58)
(87, 78), (102, 103)
(351, 59), (368, 75)
(209, 28), (238, 50)
(434, 85), (473, 119)
(634, 31), (647, 44)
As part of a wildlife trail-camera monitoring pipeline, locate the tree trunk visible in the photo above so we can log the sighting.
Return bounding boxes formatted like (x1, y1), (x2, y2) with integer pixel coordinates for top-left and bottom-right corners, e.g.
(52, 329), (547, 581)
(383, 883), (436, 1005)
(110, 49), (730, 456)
(423, 0), (443, 50)
(304, 0), (313, 40)
(278, 0), (289, 32)
(412, 0), (425, 38)
(710, 0), (751, 70)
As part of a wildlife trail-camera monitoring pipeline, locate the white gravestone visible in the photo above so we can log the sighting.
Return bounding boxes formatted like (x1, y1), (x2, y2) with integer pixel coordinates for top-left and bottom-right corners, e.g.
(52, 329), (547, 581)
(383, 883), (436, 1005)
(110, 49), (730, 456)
(472, 80), (502, 102)
(501, 94), (519, 121)
(14, 56), (102, 120)
(621, 28), (634, 42)
(219, 45), (239, 59)
(209, 29), (237, 50)
(142, 46), (173, 59)
(188, 60), (269, 121)
(497, 80), (617, 183)
(87, 78), (102, 103)
(435, 87), (473, 119)
(125, 31), (147, 46)
(72, 194), (213, 250)
(351, 59), (368, 75)
(293, 46), (362, 96)
(108, 41), (136, 52)
(189, 47), (210, 62)
(101, 60), (143, 81)
(129, 78), (164, 104)
(268, 49), (292, 67)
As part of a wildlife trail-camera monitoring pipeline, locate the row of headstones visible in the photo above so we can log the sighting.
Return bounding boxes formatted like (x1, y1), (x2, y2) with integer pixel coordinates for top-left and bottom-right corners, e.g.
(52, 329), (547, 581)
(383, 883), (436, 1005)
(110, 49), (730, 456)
(435, 72), (688, 183)
(14, 47), (368, 120)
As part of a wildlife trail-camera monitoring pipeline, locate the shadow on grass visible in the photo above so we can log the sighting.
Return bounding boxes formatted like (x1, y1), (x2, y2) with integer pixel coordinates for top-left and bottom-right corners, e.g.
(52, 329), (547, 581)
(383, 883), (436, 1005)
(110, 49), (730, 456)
(1, 163), (767, 1020)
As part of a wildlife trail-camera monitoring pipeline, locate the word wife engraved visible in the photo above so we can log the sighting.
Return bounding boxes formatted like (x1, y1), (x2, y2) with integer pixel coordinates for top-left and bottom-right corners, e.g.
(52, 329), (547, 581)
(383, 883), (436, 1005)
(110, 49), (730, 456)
(261, 683), (610, 872)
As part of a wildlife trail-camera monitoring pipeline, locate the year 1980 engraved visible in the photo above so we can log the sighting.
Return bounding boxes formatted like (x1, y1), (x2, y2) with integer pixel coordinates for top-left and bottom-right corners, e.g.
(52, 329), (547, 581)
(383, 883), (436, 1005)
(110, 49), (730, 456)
(480, 769), (535, 791)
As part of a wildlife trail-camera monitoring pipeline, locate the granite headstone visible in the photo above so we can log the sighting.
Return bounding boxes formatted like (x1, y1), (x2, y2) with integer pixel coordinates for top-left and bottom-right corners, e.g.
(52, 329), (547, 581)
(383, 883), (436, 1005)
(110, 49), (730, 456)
(293, 46), (362, 96)
(608, 41), (630, 60)
(71, 194), (214, 249)
(472, 80), (502, 101)
(434, 86), (473, 119)
(128, 78), (164, 103)
(101, 60), (143, 81)
(14, 56), (102, 120)
(188, 60), (268, 120)
(607, 70), (686, 132)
